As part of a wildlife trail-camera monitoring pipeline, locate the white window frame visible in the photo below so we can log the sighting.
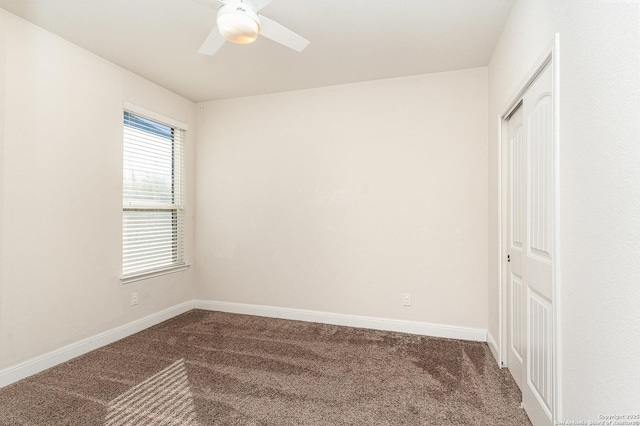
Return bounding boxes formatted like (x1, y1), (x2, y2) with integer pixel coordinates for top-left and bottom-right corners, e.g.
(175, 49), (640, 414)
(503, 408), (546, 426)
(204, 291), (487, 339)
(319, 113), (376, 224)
(121, 103), (189, 283)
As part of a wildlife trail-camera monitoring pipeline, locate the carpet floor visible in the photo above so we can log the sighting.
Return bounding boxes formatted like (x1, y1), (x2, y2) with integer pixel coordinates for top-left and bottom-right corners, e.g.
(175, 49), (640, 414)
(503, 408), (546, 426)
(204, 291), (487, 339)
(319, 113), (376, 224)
(0, 310), (531, 425)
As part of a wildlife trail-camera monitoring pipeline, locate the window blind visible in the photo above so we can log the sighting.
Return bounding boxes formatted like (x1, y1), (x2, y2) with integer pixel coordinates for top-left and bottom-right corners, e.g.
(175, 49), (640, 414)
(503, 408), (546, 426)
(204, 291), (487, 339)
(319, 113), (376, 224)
(123, 111), (185, 277)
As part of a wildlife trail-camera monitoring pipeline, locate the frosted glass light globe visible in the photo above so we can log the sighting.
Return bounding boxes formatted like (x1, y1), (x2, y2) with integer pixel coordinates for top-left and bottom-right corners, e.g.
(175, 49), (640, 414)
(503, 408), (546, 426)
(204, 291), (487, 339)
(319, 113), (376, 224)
(218, 12), (260, 44)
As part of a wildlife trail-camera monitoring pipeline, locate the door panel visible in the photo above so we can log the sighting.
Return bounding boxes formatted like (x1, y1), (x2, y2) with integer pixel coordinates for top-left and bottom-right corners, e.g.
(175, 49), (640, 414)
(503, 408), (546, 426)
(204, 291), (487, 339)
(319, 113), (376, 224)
(510, 272), (524, 368)
(507, 63), (554, 426)
(527, 287), (553, 416)
(528, 94), (553, 262)
(522, 64), (554, 425)
(507, 104), (524, 389)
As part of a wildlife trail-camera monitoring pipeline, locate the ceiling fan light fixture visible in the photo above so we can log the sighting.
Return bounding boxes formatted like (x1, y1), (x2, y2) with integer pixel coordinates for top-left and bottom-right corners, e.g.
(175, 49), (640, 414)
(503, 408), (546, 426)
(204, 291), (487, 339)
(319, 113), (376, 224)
(217, 3), (260, 45)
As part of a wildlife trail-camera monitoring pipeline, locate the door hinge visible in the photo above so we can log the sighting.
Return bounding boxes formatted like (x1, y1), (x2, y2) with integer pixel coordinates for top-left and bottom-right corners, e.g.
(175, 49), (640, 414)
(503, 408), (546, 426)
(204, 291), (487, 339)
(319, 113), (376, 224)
(507, 254), (510, 263)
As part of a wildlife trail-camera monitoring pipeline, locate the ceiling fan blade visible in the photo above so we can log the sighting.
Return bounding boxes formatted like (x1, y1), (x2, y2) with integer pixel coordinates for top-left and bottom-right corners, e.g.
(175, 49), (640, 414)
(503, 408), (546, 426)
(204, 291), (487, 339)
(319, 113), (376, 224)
(198, 27), (226, 55)
(258, 15), (309, 52)
(247, 0), (272, 12)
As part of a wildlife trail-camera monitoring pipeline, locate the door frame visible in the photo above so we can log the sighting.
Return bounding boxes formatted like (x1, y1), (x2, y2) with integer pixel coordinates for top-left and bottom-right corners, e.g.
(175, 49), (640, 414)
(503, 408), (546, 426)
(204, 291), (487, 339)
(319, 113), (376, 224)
(497, 34), (561, 421)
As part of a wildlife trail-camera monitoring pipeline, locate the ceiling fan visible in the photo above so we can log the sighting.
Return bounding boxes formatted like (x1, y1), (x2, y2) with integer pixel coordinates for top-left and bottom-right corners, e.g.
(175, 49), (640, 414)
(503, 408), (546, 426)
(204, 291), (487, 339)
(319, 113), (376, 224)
(195, 0), (309, 56)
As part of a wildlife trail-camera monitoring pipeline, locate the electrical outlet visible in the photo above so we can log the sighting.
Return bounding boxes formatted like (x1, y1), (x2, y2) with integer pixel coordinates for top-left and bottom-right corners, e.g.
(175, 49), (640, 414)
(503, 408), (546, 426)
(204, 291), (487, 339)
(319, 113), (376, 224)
(402, 293), (411, 306)
(131, 292), (139, 306)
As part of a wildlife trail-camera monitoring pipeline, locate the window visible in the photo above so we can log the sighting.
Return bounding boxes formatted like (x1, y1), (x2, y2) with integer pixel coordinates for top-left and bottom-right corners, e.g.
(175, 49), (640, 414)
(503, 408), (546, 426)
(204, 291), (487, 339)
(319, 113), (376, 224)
(122, 108), (185, 280)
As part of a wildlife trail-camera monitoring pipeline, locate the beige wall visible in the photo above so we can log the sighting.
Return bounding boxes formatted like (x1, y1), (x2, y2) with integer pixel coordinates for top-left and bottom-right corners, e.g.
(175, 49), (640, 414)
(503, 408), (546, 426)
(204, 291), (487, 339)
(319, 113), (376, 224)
(195, 68), (489, 330)
(488, 0), (640, 419)
(0, 9), (196, 369)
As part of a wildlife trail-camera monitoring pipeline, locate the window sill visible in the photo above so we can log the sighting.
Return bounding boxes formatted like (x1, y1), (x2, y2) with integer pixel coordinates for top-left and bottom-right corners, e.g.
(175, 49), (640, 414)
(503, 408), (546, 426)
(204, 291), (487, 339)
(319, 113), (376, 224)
(121, 264), (190, 284)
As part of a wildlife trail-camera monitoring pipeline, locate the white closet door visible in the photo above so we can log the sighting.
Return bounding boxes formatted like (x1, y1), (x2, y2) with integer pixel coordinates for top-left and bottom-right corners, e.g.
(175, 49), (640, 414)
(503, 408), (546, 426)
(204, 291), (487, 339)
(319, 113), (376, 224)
(521, 63), (554, 426)
(507, 63), (554, 426)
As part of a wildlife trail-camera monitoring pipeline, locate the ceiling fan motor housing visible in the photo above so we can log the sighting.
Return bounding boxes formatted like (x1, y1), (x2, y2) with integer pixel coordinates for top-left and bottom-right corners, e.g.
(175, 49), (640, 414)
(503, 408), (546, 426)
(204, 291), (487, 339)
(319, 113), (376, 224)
(217, 1), (261, 44)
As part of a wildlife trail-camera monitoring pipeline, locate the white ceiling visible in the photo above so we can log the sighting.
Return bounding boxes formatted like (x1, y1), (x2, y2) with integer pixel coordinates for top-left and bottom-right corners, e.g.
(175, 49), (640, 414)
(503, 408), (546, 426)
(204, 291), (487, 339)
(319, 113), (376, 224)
(0, 0), (515, 102)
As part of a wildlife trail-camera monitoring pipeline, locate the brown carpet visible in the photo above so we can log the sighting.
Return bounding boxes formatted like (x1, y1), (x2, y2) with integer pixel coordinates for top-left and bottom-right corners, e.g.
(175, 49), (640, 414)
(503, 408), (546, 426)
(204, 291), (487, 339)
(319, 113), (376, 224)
(0, 310), (531, 425)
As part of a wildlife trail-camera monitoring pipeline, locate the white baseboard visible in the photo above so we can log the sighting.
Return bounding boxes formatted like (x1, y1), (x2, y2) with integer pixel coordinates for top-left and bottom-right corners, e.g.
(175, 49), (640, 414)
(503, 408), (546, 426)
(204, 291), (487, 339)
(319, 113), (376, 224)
(487, 331), (501, 367)
(0, 301), (194, 388)
(194, 300), (487, 342)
